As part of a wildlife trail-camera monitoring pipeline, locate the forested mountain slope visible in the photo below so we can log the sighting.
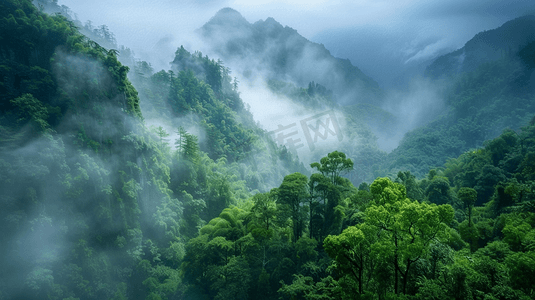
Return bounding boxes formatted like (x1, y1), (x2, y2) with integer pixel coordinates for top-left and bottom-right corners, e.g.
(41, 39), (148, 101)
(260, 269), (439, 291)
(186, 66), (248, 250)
(2, 1), (535, 299)
(181, 116), (535, 300)
(382, 16), (535, 178)
(0, 1), (304, 299)
(426, 15), (535, 79)
(0, 1), (165, 298)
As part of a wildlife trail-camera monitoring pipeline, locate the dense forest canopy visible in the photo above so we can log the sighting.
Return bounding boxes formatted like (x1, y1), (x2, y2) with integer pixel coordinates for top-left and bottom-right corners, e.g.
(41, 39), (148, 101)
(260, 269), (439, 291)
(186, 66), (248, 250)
(1, 1), (535, 299)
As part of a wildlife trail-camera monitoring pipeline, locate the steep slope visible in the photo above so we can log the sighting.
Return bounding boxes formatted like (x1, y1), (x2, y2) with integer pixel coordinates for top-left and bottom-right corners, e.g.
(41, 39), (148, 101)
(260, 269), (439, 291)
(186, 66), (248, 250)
(197, 8), (383, 106)
(130, 45), (307, 192)
(0, 1), (172, 299)
(383, 17), (535, 178)
(0, 1), (306, 299)
(426, 15), (535, 79)
(181, 97), (535, 300)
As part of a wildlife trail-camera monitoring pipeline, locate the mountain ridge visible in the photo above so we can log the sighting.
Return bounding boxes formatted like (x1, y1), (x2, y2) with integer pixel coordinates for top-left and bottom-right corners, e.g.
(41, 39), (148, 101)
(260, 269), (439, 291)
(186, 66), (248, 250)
(197, 7), (384, 106)
(426, 15), (535, 79)
(384, 16), (535, 178)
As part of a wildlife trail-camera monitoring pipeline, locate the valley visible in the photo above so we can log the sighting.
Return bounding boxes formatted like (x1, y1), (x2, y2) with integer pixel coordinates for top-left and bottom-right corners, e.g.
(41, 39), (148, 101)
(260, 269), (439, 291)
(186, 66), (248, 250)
(1, 1), (535, 299)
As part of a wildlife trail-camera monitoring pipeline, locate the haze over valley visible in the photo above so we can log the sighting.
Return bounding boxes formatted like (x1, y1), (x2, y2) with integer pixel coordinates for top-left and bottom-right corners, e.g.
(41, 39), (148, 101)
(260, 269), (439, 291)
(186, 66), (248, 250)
(2, 1), (535, 299)
(53, 0), (535, 166)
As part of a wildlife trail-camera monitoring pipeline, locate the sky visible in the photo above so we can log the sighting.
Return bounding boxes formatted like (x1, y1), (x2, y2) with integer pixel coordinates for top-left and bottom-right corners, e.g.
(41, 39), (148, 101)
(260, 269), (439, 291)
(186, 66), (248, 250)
(58, 0), (535, 87)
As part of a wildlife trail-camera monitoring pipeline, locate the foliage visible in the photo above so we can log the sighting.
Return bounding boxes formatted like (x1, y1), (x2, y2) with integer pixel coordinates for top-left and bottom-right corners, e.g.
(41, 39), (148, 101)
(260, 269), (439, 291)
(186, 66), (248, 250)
(3, 1), (535, 299)
(385, 51), (535, 178)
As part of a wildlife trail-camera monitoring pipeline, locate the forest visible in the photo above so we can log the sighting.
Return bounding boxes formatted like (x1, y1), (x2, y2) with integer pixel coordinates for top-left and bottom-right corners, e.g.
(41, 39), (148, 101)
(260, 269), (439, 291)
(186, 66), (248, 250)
(1, 0), (535, 299)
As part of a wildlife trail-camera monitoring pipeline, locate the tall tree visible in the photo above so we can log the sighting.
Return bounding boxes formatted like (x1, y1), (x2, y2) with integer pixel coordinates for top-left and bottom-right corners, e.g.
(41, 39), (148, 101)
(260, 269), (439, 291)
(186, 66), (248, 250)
(276, 172), (309, 243)
(310, 151), (354, 239)
(458, 187), (477, 227)
(310, 150), (354, 185)
(324, 223), (377, 295)
(366, 177), (454, 294)
(174, 126), (187, 156)
(154, 126), (170, 146)
(183, 132), (199, 162)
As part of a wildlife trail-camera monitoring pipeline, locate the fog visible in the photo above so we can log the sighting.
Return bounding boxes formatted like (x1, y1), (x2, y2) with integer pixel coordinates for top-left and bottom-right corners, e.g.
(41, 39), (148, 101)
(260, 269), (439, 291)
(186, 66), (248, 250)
(377, 77), (447, 151)
(6, 2), (535, 298)
(313, 1), (535, 88)
(54, 0), (535, 158)
(58, 0), (535, 89)
(237, 75), (345, 163)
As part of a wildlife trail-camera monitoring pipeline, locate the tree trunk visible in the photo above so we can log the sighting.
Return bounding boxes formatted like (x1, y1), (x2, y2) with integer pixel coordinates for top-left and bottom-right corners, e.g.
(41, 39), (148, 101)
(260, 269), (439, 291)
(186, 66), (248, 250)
(402, 259), (412, 294)
(359, 255), (363, 294)
(394, 236), (399, 294)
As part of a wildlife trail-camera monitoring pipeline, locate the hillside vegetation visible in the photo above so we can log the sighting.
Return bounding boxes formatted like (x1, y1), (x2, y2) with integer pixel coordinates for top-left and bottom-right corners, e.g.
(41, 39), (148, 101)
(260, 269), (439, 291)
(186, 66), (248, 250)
(382, 17), (535, 178)
(1, 1), (535, 300)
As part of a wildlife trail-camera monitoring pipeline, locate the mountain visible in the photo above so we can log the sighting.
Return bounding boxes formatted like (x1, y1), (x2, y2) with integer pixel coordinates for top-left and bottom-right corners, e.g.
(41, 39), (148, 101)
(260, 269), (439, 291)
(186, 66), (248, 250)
(426, 15), (535, 79)
(0, 1), (305, 299)
(383, 17), (535, 177)
(3, 2), (535, 300)
(197, 8), (384, 106)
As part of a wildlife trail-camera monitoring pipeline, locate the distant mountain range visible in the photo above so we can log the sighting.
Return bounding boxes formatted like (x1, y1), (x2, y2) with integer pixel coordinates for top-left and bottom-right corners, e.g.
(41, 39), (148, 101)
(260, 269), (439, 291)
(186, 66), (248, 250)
(383, 15), (535, 177)
(195, 9), (535, 181)
(197, 8), (384, 106)
(426, 15), (535, 79)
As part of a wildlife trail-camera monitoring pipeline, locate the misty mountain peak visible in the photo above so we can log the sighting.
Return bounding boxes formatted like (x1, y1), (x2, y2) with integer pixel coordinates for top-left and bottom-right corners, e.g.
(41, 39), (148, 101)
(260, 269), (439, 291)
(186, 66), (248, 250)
(252, 16), (284, 34)
(426, 14), (535, 78)
(204, 7), (250, 29)
(197, 8), (383, 106)
(264, 17), (283, 28)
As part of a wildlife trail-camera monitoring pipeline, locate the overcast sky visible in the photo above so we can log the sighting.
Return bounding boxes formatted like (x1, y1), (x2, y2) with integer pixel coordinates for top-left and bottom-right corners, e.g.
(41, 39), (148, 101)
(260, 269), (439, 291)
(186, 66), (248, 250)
(58, 0), (535, 87)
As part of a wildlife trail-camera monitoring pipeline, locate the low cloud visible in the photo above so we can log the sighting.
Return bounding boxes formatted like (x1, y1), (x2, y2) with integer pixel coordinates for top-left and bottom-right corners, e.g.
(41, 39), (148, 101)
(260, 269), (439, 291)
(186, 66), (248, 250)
(403, 37), (455, 64)
(57, 0), (535, 90)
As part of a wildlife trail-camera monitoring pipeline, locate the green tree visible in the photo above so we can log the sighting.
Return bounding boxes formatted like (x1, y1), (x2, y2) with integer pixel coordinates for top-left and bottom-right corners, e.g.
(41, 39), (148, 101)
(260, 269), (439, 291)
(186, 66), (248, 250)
(458, 187), (479, 252)
(324, 223), (376, 295)
(396, 170), (424, 202)
(506, 251), (535, 295)
(309, 151), (354, 240)
(154, 126), (170, 146)
(250, 193), (277, 232)
(183, 132), (199, 162)
(310, 150), (353, 185)
(209, 256), (251, 300)
(276, 172), (309, 243)
(425, 176), (453, 205)
(174, 126), (187, 158)
(458, 187), (477, 227)
(366, 177), (454, 294)
(10, 93), (49, 132)
(307, 172), (331, 240)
